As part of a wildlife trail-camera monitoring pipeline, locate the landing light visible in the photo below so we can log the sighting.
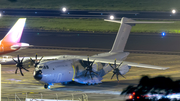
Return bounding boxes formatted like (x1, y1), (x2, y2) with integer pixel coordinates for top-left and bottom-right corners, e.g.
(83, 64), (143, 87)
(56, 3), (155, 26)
(0, 13), (2, 17)
(110, 15), (114, 20)
(62, 7), (67, 12)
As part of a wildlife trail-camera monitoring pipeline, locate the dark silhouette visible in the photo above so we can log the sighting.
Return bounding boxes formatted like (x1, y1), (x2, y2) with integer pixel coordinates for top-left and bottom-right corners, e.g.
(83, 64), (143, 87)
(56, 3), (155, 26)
(121, 75), (180, 101)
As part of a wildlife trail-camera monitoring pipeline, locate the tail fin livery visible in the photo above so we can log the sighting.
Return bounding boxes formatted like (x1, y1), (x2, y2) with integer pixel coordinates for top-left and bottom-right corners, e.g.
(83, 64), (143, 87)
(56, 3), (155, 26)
(105, 17), (173, 53)
(2, 18), (26, 43)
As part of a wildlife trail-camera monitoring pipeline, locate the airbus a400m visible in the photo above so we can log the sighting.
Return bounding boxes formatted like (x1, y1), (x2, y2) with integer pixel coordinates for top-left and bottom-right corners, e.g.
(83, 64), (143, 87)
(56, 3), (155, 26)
(12, 17), (171, 89)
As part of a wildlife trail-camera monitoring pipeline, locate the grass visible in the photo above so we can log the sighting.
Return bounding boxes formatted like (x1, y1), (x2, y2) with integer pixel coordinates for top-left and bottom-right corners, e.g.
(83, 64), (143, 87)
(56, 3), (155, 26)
(0, 16), (179, 33)
(1, 0), (180, 11)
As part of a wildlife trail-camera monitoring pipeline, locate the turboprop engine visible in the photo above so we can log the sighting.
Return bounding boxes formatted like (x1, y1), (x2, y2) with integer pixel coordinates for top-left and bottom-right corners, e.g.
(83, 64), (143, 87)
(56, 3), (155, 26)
(110, 60), (131, 81)
(119, 64), (131, 75)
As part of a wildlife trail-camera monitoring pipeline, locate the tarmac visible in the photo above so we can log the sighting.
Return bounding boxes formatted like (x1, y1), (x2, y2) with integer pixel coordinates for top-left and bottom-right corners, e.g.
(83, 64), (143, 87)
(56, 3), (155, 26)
(1, 48), (180, 101)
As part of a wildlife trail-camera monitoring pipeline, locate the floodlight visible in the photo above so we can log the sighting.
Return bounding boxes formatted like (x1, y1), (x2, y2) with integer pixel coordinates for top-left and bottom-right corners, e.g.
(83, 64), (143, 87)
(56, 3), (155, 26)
(62, 7), (67, 12)
(110, 15), (114, 20)
(172, 9), (176, 14)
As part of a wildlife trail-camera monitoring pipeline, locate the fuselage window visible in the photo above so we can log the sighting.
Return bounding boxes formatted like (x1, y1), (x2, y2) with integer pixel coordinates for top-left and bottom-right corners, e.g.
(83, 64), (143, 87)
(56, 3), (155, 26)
(43, 66), (46, 69)
(46, 65), (49, 69)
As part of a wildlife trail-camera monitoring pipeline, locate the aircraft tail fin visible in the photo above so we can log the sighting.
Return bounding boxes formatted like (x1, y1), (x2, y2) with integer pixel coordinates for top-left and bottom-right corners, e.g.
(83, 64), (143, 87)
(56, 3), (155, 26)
(2, 18), (26, 43)
(105, 17), (173, 53)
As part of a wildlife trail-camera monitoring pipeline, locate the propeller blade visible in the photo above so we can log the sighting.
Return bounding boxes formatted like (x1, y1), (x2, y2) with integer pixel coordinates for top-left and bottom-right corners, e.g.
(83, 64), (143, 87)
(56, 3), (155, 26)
(118, 62), (123, 68)
(85, 70), (88, 77)
(87, 56), (90, 65)
(90, 60), (95, 67)
(109, 64), (115, 69)
(90, 72), (93, 80)
(17, 55), (20, 63)
(114, 59), (116, 68)
(35, 54), (38, 64)
(12, 58), (18, 63)
(118, 72), (126, 79)
(116, 73), (119, 81)
(30, 57), (35, 64)
(15, 67), (18, 74)
(91, 71), (98, 75)
(19, 68), (24, 76)
(39, 56), (44, 62)
(111, 73), (115, 79)
(20, 57), (24, 63)
(22, 67), (29, 72)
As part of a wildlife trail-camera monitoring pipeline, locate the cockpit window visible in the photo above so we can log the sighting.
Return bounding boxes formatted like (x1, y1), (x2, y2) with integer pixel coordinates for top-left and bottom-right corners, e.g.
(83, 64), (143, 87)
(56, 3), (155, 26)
(39, 66), (43, 68)
(46, 65), (49, 69)
(43, 65), (49, 69)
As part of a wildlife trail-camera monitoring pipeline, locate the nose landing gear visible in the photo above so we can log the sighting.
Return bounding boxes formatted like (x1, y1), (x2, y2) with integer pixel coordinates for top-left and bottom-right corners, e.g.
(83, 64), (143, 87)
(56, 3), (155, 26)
(44, 83), (53, 89)
(44, 84), (49, 89)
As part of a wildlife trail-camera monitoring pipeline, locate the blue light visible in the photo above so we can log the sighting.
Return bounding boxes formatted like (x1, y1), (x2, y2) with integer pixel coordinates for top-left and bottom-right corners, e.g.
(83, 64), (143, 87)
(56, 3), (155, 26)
(162, 32), (165, 36)
(48, 85), (51, 89)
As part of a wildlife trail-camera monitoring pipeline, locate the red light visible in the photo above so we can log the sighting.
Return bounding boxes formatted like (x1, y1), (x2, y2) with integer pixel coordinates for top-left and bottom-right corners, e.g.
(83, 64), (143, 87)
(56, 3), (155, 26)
(137, 96), (140, 99)
(129, 95), (133, 99)
(133, 92), (135, 95)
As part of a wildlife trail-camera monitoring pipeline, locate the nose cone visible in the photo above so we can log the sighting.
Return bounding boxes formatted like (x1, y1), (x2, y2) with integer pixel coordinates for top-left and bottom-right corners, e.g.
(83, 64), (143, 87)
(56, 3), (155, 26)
(34, 70), (42, 81)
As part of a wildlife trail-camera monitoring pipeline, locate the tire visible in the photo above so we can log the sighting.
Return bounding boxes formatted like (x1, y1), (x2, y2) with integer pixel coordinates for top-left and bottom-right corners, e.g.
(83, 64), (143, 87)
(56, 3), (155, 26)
(44, 84), (48, 89)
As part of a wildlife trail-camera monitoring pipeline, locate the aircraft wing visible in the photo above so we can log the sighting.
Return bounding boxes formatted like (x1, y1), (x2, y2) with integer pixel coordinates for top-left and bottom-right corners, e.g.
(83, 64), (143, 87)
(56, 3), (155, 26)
(75, 56), (169, 70)
(1, 54), (168, 70)
(121, 61), (168, 70)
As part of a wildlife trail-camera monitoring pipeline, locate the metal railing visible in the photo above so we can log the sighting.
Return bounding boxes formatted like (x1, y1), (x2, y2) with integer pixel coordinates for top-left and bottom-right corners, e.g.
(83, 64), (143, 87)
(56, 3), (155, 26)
(2, 92), (88, 101)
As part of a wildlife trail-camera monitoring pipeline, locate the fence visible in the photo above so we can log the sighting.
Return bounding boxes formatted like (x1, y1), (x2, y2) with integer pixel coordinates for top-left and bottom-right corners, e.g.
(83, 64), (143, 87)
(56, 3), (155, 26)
(2, 92), (88, 101)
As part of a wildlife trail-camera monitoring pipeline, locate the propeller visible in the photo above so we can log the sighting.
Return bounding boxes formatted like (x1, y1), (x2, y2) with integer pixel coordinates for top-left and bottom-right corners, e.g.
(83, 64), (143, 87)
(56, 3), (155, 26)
(109, 59), (125, 81)
(84, 56), (98, 79)
(12, 55), (29, 76)
(30, 54), (43, 68)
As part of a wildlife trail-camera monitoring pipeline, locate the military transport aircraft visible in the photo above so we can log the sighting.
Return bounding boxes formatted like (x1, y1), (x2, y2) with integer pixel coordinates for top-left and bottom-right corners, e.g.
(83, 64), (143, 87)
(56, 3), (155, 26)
(0, 18), (29, 55)
(12, 17), (171, 89)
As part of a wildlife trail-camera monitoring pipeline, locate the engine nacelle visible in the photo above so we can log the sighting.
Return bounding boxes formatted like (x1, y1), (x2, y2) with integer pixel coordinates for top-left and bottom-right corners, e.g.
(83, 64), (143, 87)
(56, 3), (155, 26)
(119, 64), (131, 75)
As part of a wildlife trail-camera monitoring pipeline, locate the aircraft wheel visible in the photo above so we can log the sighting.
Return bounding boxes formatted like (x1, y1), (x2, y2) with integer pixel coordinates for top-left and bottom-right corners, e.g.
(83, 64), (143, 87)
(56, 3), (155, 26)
(44, 84), (48, 89)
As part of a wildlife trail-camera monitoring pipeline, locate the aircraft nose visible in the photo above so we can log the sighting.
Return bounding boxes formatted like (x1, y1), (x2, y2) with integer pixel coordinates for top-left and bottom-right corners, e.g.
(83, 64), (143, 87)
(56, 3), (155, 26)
(34, 70), (42, 81)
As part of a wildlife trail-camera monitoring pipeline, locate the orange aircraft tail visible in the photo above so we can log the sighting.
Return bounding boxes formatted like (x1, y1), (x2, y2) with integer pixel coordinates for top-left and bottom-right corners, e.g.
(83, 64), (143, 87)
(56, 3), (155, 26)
(2, 18), (26, 43)
(0, 18), (29, 55)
